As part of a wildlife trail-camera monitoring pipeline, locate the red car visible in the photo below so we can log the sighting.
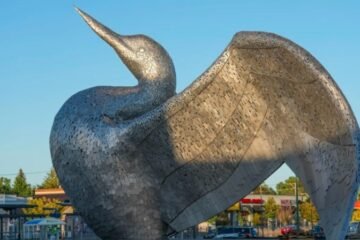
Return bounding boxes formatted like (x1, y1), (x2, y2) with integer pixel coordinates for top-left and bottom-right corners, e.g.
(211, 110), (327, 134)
(281, 225), (305, 236)
(281, 225), (296, 236)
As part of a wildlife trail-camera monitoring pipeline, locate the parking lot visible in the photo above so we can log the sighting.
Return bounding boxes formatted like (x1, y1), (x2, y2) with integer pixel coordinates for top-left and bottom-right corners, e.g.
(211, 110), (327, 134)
(170, 236), (317, 240)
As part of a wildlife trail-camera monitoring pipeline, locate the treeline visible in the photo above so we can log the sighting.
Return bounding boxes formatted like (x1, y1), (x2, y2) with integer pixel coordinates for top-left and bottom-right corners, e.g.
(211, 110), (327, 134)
(1, 169), (303, 197)
(0, 171), (310, 198)
(1, 171), (359, 222)
(0, 168), (60, 197)
(252, 176), (305, 196)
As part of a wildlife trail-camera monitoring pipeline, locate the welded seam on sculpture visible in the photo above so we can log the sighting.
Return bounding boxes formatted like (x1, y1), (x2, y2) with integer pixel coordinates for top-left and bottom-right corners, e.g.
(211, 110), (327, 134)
(160, 76), (251, 184)
(262, 33), (357, 131)
(132, 53), (233, 176)
(131, 49), (230, 138)
(167, 106), (270, 224)
(249, 71), (357, 148)
(250, 71), (319, 85)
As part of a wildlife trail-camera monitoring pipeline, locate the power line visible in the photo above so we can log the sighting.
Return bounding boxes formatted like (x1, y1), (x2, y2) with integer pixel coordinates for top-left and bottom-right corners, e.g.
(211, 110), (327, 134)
(0, 171), (48, 177)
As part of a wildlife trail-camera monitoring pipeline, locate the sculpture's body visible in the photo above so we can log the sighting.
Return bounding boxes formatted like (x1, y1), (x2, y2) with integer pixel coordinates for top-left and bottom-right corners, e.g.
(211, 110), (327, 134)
(51, 8), (359, 240)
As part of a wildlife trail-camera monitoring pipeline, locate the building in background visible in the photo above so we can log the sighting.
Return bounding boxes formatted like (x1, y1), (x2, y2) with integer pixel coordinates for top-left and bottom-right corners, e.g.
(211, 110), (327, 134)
(34, 188), (100, 240)
(34, 188), (68, 202)
(0, 194), (37, 239)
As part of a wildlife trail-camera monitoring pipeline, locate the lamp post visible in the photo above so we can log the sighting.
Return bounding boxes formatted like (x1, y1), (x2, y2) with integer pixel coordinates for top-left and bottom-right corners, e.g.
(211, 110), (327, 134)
(287, 178), (301, 235)
(295, 177), (300, 236)
(310, 207), (313, 230)
(260, 184), (264, 237)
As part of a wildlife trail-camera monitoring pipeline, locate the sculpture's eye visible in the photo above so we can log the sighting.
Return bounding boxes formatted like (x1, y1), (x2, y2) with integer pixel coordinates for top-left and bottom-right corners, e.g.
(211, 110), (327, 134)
(137, 48), (146, 58)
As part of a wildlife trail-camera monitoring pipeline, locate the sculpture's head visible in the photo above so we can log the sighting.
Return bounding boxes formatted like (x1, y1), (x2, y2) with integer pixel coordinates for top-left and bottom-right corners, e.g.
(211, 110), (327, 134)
(76, 8), (176, 90)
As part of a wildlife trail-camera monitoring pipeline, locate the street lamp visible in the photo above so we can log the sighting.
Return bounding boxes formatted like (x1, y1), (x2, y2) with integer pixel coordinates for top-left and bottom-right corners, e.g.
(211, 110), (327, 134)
(295, 177), (300, 236)
(283, 178), (301, 235)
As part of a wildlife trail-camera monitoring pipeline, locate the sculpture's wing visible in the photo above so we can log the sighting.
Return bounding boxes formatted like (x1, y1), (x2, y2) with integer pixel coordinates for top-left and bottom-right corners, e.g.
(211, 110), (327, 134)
(132, 32), (359, 239)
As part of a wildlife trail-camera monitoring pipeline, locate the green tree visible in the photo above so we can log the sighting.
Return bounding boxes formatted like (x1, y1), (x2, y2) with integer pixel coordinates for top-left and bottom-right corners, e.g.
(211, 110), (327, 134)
(253, 213), (261, 226)
(264, 197), (279, 219)
(352, 209), (360, 221)
(40, 168), (60, 189)
(0, 177), (12, 194)
(299, 201), (319, 223)
(215, 212), (230, 226)
(207, 215), (218, 225)
(23, 197), (63, 215)
(276, 177), (305, 195)
(252, 183), (276, 195)
(12, 169), (32, 197)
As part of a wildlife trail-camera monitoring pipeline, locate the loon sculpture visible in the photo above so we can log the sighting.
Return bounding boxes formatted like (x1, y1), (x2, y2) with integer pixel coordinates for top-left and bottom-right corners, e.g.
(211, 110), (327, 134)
(50, 8), (359, 240)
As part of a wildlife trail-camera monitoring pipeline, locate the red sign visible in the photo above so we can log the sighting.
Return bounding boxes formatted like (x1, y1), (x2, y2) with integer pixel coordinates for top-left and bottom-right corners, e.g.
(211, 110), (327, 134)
(354, 200), (360, 209)
(281, 199), (291, 207)
(240, 198), (264, 204)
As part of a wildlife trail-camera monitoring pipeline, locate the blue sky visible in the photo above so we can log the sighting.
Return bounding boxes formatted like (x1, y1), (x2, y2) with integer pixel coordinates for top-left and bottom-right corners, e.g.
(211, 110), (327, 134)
(0, 1), (359, 188)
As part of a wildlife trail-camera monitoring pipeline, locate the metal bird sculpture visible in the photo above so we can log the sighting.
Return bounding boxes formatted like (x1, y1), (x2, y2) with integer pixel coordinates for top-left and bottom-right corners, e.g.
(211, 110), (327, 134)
(50, 8), (359, 240)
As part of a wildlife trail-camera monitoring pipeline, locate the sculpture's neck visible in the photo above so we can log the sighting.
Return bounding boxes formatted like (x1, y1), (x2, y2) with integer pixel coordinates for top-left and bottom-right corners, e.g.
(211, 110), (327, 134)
(100, 78), (175, 123)
(140, 78), (175, 98)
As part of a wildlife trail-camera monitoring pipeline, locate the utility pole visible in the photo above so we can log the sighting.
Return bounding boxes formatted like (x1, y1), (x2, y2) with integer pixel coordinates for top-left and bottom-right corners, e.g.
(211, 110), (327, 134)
(310, 207), (313, 230)
(295, 177), (300, 236)
(260, 184), (264, 237)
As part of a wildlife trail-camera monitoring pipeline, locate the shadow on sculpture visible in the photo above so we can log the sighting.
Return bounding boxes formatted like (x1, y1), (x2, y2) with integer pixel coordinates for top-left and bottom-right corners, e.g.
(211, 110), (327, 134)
(50, 8), (359, 240)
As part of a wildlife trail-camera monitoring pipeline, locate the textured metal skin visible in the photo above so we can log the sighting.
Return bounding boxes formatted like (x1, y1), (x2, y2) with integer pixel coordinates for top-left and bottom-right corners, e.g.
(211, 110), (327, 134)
(51, 9), (359, 240)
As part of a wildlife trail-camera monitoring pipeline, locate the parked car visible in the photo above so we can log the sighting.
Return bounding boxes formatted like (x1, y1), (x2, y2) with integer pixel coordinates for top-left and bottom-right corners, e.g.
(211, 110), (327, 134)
(214, 227), (238, 239)
(236, 227), (257, 238)
(203, 229), (216, 239)
(312, 225), (325, 239)
(280, 225), (305, 236)
(281, 225), (296, 236)
(214, 233), (238, 239)
(214, 226), (256, 239)
(346, 221), (360, 239)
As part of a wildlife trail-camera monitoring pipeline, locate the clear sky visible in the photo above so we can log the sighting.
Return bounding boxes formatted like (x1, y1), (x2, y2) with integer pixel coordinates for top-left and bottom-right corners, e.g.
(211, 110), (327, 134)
(0, 1), (359, 188)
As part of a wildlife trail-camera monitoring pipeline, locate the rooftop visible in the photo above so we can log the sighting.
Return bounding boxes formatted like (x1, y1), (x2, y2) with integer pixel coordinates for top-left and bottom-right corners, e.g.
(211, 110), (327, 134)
(0, 194), (36, 210)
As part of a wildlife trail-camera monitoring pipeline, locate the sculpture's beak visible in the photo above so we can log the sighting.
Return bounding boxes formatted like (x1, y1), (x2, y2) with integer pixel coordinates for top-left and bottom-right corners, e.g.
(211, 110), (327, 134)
(75, 7), (135, 63)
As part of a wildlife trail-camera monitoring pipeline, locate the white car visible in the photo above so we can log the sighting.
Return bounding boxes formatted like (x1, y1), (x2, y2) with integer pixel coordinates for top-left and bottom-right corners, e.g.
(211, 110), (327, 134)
(213, 227), (256, 239)
(214, 233), (238, 239)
